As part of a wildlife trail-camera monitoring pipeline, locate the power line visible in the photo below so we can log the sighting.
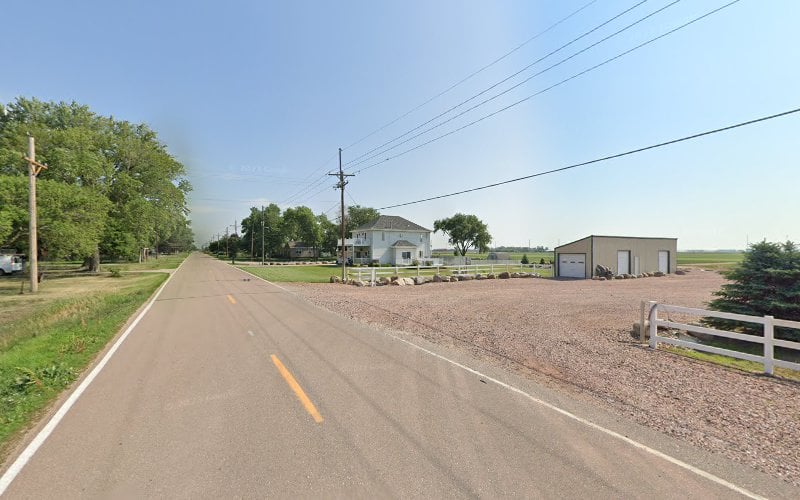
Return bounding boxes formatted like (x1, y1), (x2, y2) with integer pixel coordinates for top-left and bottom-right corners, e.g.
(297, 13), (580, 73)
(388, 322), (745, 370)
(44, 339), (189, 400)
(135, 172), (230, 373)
(340, 0), (599, 153)
(355, 0), (741, 175)
(376, 106), (800, 210)
(345, 0), (654, 167)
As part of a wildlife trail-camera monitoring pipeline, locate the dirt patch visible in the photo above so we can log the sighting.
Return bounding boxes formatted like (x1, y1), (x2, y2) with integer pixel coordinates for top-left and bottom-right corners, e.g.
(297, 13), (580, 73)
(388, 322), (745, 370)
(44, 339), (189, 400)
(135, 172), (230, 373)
(289, 270), (800, 486)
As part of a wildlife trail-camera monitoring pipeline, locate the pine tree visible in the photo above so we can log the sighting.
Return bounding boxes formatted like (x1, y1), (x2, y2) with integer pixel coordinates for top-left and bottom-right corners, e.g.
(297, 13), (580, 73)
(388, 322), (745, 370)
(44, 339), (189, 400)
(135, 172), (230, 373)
(706, 241), (800, 341)
(521, 254), (529, 264)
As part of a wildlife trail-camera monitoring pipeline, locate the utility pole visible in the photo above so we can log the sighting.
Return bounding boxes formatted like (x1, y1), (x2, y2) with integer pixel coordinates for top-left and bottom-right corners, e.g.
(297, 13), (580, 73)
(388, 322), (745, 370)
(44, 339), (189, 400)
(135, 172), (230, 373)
(250, 214), (255, 260)
(329, 148), (354, 283)
(225, 227), (229, 257)
(261, 205), (265, 265)
(24, 136), (47, 293)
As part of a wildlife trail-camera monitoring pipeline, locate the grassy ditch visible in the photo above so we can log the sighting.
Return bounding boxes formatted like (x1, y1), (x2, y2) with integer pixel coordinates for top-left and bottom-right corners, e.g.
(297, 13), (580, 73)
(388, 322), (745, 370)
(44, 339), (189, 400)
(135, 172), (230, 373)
(0, 272), (166, 455)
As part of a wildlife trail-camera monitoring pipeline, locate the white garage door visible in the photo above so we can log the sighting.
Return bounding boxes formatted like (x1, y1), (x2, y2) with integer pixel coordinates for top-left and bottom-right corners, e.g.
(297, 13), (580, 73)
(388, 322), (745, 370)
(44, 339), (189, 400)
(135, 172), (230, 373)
(559, 253), (586, 278)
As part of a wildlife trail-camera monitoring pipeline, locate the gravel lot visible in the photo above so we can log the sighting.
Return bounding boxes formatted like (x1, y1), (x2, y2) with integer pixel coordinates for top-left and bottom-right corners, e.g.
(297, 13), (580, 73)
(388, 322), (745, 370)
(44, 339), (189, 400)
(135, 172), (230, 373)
(288, 270), (800, 486)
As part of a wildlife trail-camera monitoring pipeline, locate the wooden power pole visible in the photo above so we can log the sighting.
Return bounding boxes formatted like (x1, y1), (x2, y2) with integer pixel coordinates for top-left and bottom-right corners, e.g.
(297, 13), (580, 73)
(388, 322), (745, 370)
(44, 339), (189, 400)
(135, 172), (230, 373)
(24, 136), (47, 293)
(329, 148), (354, 283)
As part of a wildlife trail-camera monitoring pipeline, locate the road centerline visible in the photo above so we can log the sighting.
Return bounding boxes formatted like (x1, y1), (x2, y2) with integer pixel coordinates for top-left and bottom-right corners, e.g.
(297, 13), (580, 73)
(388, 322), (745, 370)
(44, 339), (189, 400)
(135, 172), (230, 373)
(271, 354), (324, 424)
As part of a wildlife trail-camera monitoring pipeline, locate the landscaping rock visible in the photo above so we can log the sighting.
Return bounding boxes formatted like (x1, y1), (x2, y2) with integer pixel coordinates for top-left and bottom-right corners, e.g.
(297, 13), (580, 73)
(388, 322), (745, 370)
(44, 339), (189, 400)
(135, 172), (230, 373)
(499, 272), (510, 279)
(654, 271), (665, 277)
(433, 274), (444, 283)
(330, 275), (341, 283)
(487, 274), (496, 279)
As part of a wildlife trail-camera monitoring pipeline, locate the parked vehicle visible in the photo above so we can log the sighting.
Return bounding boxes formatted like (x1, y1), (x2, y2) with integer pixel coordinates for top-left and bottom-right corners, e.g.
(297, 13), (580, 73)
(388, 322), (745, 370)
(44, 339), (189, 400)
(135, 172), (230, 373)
(0, 254), (24, 275)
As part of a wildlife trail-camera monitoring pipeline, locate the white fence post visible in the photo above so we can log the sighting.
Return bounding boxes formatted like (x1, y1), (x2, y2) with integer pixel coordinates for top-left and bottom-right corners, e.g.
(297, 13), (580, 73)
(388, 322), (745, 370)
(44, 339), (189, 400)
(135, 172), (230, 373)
(648, 301), (658, 349)
(764, 315), (775, 376)
(371, 268), (376, 286)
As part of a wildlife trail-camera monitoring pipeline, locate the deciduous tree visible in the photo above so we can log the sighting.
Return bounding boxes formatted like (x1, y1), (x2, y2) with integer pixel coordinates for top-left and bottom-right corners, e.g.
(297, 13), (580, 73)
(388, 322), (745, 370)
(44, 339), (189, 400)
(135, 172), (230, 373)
(433, 213), (491, 257)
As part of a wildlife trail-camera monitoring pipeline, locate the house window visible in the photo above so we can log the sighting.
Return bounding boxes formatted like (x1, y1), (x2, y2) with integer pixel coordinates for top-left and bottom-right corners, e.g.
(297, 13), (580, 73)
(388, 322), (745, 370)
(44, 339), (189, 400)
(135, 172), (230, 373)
(399, 233), (402, 238)
(419, 251), (423, 257)
(402, 251), (411, 259)
(382, 232), (385, 241)
(419, 234), (423, 242)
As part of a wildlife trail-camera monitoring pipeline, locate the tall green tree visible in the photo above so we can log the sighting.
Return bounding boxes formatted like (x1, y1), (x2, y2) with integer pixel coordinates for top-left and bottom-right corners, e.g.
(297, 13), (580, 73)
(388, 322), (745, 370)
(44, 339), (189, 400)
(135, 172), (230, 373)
(317, 213), (339, 255)
(345, 205), (380, 232)
(282, 206), (320, 251)
(0, 97), (192, 268)
(0, 175), (110, 260)
(706, 241), (800, 341)
(433, 213), (491, 256)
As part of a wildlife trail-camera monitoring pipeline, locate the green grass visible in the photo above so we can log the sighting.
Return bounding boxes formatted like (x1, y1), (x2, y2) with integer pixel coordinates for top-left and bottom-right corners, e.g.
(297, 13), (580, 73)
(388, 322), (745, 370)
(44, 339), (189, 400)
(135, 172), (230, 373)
(663, 345), (800, 382)
(103, 252), (188, 271)
(677, 252), (743, 271)
(239, 264), (341, 283)
(0, 273), (166, 455)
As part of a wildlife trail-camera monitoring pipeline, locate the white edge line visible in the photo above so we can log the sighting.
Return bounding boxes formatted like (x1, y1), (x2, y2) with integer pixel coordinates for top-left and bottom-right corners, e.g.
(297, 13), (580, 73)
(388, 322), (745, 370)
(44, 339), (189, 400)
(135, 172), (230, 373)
(0, 257), (189, 495)
(238, 263), (766, 500)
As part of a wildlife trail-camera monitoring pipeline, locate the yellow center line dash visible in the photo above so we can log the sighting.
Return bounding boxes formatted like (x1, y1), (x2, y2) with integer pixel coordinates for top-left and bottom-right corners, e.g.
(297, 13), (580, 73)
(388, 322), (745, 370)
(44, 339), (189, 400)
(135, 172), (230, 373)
(226, 294), (236, 304)
(270, 354), (324, 424)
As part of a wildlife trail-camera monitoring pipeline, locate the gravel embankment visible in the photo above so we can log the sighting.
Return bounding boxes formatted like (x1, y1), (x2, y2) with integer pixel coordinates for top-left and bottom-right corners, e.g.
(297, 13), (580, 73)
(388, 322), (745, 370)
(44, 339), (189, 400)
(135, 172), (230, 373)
(288, 270), (800, 485)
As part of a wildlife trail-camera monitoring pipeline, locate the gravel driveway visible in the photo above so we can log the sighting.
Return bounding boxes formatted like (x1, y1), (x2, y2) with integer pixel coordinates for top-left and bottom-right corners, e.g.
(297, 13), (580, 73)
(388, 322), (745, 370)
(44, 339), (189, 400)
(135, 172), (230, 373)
(288, 270), (800, 486)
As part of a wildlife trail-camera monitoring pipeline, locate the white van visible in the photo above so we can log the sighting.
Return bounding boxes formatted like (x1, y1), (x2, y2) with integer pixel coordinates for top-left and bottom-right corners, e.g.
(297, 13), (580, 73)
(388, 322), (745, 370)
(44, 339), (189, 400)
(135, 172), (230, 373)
(0, 254), (23, 275)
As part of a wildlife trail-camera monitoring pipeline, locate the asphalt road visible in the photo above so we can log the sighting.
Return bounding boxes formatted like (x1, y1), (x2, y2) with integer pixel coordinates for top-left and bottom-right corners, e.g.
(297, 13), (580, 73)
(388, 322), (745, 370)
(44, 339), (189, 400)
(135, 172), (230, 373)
(2, 253), (796, 498)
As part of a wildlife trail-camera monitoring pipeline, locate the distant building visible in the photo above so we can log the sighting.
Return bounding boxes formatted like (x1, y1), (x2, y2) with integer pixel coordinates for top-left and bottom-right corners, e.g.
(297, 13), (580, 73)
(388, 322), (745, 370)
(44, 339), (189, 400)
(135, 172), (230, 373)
(338, 215), (432, 265)
(279, 241), (320, 260)
(554, 235), (677, 278)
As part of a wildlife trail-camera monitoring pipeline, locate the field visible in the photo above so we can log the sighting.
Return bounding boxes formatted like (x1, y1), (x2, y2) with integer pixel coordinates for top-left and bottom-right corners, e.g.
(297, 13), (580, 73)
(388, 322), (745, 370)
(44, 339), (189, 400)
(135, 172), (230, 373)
(676, 252), (744, 271)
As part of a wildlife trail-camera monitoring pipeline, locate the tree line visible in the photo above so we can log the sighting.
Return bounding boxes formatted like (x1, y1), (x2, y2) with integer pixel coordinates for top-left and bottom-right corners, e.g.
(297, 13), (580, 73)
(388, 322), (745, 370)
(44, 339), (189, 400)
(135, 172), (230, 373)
(209, 205), (380, 259)
(0, 98), (194, 269)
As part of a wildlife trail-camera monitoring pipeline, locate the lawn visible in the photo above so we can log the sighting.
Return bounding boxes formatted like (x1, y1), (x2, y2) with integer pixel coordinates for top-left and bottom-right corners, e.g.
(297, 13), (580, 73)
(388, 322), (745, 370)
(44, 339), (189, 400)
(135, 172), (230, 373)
(239, 264), (341, 283)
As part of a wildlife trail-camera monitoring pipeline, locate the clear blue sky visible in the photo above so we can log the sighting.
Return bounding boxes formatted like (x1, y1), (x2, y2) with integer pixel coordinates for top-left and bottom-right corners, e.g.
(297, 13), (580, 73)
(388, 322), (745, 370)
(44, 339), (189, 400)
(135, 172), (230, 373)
(3, 1), (798, 250)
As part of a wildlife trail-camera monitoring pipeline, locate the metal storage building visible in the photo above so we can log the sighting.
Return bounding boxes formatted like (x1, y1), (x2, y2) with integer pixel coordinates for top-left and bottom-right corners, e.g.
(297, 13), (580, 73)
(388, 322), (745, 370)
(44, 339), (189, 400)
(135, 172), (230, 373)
(553, 235), (677, 279)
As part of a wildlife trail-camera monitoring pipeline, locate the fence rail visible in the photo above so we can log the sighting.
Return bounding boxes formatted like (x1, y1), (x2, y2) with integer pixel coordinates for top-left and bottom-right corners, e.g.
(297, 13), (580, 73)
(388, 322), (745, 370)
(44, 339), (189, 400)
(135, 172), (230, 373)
(647, 302), (800, 375)
(348, 263), (552, 283)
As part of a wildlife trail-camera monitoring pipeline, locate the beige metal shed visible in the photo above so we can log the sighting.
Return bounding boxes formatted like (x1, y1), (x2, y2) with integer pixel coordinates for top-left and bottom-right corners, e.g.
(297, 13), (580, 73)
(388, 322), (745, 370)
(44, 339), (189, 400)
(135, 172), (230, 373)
(554, 235), (677, 279)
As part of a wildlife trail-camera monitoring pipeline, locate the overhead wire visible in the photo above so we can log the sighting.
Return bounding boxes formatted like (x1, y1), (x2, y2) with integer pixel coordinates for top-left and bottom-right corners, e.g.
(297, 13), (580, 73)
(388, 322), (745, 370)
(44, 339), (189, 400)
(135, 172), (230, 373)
(279, 1), (600, 203)
(340, 0), (599, 153)
(344, 0), (654, 167)
(375, 106), (800, 210)
(354, 0), (741, 175)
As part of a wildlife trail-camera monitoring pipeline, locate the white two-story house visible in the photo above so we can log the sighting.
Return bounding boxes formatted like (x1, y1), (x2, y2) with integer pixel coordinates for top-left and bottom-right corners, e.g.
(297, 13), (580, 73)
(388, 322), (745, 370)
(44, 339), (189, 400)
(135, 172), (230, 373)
(339, 215), (432, 265)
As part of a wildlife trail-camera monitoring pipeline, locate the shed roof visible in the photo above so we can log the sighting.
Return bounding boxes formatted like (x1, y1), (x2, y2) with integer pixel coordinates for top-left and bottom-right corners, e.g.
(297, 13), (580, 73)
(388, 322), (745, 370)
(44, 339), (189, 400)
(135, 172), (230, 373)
(353, 215), (430, 232)
(554, 235), (677, 251)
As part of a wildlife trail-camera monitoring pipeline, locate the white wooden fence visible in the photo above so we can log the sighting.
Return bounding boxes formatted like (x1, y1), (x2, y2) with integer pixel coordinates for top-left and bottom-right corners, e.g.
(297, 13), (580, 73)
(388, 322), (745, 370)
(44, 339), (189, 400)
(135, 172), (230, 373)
(647, 302), (800, 375)
(348, 262), (552, 283)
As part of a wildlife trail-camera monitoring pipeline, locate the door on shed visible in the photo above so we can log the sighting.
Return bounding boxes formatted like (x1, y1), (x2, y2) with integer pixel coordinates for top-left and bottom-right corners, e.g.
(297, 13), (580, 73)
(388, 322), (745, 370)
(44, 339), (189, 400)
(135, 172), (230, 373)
(617, 251), (630, 275)
(658, 250), (669, 273)
(558, 253), (586, 278)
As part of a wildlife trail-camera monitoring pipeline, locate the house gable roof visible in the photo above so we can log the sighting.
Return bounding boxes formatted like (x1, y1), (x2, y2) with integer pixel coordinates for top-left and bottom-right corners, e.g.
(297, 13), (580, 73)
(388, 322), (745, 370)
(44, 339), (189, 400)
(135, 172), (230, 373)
(353, 215), (430, 233)
(390, 240), (417, 248)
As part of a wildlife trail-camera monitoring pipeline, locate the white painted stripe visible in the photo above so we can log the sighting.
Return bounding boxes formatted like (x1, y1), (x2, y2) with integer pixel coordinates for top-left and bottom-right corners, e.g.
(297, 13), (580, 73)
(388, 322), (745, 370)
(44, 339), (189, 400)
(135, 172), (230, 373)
(0, 257), (189, 495)
(239, 264), (766, 500)
(384, 335), (766, 500)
